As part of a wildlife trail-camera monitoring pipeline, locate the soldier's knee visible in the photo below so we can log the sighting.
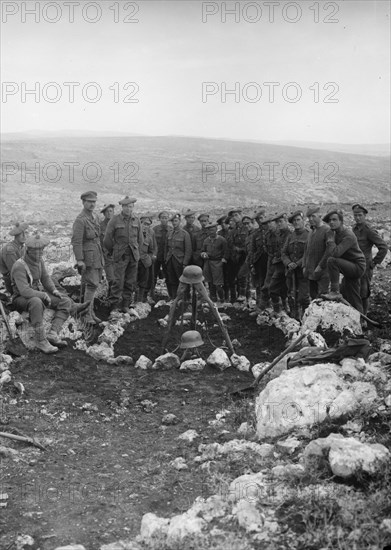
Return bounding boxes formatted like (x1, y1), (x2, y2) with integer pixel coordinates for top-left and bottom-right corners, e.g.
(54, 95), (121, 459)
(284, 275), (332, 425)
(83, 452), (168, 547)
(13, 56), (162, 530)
(28, 297), (44, 311)
(58, 296), (73, 311)
(327, 257), (337, 267)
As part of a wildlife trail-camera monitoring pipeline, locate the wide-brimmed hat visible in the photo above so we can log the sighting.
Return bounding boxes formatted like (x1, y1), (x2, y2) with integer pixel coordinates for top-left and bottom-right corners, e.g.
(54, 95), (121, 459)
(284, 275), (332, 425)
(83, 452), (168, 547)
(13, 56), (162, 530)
(9, 222), (29, 236)
(100, 203), (115, 214)
(119, 196), (137, 205)
(323, 210), (343, 223)
(305, 205), (321, 217)
(26, 233), (50, 249)
(288, 210), (304, 224)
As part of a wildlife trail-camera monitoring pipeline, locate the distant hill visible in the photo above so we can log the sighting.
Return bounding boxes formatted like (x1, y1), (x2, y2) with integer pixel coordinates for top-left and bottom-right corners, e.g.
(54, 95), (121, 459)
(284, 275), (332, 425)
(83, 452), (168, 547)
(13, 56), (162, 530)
(1, 135), (390, 223)
(269, 140), (390, 158)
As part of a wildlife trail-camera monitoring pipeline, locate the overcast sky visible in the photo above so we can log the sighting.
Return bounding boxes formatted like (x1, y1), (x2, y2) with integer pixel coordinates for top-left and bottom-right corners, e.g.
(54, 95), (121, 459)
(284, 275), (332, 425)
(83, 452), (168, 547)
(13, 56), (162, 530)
(1, 0), (390, 144)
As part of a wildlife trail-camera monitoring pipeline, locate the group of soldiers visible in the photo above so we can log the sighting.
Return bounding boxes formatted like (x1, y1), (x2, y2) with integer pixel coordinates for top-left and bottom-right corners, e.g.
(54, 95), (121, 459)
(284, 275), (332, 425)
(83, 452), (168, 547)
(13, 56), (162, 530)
(0, 190), (388, 354)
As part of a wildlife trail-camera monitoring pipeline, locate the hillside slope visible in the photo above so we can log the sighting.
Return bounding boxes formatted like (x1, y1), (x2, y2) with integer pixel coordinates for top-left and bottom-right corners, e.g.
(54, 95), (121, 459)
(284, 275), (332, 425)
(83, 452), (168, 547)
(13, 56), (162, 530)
(1, 136), (390, 222)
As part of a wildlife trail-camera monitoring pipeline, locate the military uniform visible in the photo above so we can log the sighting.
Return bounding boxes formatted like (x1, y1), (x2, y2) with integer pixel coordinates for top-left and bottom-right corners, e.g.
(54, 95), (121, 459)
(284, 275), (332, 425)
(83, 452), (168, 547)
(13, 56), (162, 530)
(137, 224), (157, 301)
(226, 222), (248, 302)
(202, 231), (229, 301)
(192, 227), (212, 267)
(165, 224), (192, 298)
(11, 234), (73, 353)
(153, 223), (169, 286)
(72, 206), (104, 309)
(100, 217), (115, 284)
(267, 216), (291, 312)
(281, 225), (310, 311)
(351, 204), (388, 314)
(322, 211), (366, 312)
(99, 204), (115, 290)
(249, 223), (268, 305)
(103, 204), (142, 309)
(0, 241), (25, 294)
(303, 220), (330, 299)
(0, 222), (28, 294)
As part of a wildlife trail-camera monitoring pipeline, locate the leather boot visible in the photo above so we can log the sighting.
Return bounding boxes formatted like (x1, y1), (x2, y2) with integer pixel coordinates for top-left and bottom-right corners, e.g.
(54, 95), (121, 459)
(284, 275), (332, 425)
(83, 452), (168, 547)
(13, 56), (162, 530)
(34, 323), (58, 354)
(121, 300), (136, 314)
(230, 287), (237, 303)
(47, 329), (68, 348)
(70, 300), (91, 316)
(84, 288), (97, 324)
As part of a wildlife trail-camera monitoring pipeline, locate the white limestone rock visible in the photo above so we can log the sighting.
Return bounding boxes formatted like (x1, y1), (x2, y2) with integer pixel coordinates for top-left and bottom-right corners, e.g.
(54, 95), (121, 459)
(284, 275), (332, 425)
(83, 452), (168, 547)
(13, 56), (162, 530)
(140, 513), (169, 539)
(152, 353), (180, 370)
(86, 342), (114, 361)
(230, 354), (251, 372)
(303, 433), (390, 478)
(166, 511), (206, 543)
(275, 437), (301, 455)
(197, 440), (274, 462)
(170, 457), (188, 470)
(206, 348), (231, 371)
(134, 355), (152, 370)
(179, 358), (206, 371)
(177, 429), (199, 443)
(271, 463), (305, 479)
(190, 495), (229, 522)
(99, 541), (141, 550)
(256, 364), (341, 438)
(301, 300), (361, 338)
(232, 499), (264, 532)
(237, 422), (254, 437)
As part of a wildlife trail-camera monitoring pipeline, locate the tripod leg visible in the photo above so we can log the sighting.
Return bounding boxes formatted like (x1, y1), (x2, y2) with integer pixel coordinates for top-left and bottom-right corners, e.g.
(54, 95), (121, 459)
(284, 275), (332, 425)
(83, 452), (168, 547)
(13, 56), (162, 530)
(191, 286), (198, 330)
(161, 282), (188, 352)
(194, 282), (235, 355)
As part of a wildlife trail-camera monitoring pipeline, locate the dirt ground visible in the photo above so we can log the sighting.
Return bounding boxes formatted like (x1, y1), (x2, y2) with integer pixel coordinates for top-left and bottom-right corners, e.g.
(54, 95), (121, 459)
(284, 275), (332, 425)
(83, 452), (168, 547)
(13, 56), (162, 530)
(1, 247), (390, 549)
(0, 294), (289, 549)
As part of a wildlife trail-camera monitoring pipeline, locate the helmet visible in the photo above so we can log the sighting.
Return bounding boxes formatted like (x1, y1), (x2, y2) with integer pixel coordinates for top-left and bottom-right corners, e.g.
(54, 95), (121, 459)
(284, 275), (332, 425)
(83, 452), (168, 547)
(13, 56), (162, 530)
(180, 330), (204, 349)
(179, 265), (204, 284)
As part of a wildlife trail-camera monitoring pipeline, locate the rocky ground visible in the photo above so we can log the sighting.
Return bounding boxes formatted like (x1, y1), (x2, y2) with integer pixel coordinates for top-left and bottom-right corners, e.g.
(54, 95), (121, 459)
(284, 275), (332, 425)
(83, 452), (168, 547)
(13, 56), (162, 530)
(0, 210), (390, 550)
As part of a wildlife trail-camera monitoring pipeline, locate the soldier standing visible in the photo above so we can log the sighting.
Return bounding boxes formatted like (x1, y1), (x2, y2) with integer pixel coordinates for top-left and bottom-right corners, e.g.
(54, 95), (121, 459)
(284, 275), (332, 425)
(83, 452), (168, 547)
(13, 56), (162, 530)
(268, 213), (292, 314)
(165, 213), (192, 299)
(152, 211), (169, 293)
(352, 203), (388, 314)
(303, 206), (330, 298)
(226, 208), (248, 302)
(217, 215), (231, 301)
(183, 209), (201, 238)
(99, 204), (115, 297)
(103, 196), (142, 313)
(137, 214), (157, 302)
(71, 191), (104, 324)
(249, 211), (269, 308)
(201, 222), (229, 303)
(281, 211), (310, 318)
(191, 213), (211, 267)
(0, 222), (29, 295)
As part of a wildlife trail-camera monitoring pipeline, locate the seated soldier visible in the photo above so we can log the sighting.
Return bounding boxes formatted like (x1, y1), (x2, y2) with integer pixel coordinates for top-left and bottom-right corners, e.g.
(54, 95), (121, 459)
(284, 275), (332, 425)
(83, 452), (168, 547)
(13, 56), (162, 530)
(11, 233), (88, 354)
(0, 222), (29, 294)
(322, 210), (366, 312)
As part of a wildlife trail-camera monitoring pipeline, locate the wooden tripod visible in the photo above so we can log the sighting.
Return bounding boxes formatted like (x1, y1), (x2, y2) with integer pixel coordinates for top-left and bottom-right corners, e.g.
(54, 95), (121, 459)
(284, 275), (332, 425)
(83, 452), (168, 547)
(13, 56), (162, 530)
(161, 281), (235, 354)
